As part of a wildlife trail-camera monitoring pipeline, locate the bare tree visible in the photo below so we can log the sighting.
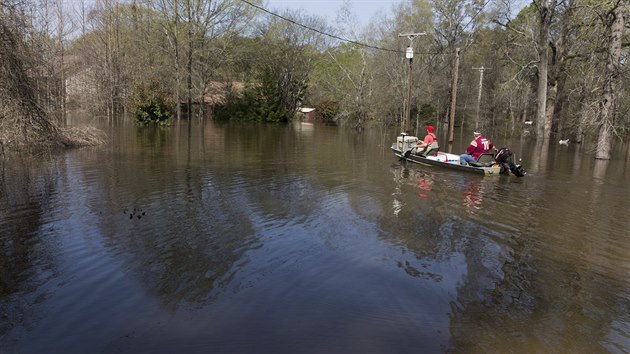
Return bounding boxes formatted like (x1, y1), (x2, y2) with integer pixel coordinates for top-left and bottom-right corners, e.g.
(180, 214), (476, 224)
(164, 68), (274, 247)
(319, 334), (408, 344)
(83, 0), (126, 123)
(151, 0), (183, 120)
(192, 0), (251, 121)
(595, 1), (625, 160)
(1, 1), (105, 153)
(532, 0), (558, 140)
(433, 0), (489, 134)
(0, 12), (63, 151)
(543, 0), (575, 140)
(53, 0), (77, 126)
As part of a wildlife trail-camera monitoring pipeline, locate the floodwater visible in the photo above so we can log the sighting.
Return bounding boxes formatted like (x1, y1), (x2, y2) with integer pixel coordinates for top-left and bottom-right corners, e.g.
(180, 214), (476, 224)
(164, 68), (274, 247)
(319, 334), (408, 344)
(1, 120), (629, 353)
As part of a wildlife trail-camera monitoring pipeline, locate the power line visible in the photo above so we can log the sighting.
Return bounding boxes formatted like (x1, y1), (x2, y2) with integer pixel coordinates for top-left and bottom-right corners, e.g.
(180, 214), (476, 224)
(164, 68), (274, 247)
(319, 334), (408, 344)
(238, 0), (408, 55)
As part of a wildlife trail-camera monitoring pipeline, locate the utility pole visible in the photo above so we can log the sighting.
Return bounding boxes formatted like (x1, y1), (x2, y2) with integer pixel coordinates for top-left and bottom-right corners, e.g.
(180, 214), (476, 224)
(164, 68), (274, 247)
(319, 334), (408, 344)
(398, 32), (426, 133)
(448, 48), (460, 144)
(472, 66), (490, 131)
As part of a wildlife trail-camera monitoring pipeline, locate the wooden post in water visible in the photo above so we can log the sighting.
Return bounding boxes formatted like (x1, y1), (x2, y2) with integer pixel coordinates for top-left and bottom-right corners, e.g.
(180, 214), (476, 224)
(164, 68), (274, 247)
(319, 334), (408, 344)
(448, 48), (460, 144)
(405, 51), (413, 133)
(398, 32), (426, 133)
(472, 66), (490, 131)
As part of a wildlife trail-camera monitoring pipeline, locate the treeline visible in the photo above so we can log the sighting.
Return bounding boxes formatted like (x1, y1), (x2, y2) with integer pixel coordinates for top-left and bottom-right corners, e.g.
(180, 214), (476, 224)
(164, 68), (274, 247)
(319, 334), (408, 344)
(0, 0), (628, 158)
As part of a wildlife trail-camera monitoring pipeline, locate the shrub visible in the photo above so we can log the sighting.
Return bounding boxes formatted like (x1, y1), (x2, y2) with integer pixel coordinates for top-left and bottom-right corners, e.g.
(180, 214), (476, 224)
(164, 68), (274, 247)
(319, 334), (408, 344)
(315, 99), (340, 123)
(131, 81), (173, 126)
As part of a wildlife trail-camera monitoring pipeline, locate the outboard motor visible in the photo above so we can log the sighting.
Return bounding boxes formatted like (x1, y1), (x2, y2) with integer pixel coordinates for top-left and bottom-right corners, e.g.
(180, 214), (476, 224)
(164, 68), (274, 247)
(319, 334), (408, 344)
(494, 147), (526, 177)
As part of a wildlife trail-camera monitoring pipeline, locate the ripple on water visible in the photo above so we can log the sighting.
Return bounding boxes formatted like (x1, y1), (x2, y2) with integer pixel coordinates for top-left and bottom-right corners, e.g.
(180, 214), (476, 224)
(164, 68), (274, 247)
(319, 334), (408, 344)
(3, 124), (630, 353)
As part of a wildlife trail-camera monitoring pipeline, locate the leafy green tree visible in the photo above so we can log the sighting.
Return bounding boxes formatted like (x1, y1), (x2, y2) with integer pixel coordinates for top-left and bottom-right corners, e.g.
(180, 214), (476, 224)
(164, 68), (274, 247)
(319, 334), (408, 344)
(131, 81), (173, 126)
(213, 68), (290, 123)
(255, 67), (289, 122)
(314, 99), (340, 123)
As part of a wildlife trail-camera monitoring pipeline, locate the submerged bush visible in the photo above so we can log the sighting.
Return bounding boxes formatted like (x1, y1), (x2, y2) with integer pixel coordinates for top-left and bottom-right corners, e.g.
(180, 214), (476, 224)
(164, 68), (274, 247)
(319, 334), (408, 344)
(315, 99), (340, 123)
(131, 81), (173, 126)
(134, 102), (172, 126)
(214, 68), (298, 123)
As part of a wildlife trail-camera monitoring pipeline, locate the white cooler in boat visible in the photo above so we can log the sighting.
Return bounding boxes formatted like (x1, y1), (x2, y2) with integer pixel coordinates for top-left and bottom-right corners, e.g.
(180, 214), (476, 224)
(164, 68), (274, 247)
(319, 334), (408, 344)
(396, 135), (418, 151)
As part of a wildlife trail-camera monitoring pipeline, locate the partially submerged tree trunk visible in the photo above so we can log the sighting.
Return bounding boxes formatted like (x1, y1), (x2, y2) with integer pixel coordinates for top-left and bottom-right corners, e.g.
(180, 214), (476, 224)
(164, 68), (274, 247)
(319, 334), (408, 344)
(534, 0), (555, 140)
(543, 0), (574, 140)
(595, 2), (625, 160)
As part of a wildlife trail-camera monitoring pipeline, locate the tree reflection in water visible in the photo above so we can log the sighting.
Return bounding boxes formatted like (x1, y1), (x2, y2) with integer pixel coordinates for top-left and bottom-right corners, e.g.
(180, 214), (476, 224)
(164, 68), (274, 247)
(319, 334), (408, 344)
(0, 157), (60, 337)
(2, 123), (630, 352)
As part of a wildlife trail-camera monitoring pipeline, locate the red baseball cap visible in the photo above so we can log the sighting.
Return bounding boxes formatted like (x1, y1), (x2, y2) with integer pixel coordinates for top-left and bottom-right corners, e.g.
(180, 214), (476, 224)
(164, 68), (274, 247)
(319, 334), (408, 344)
(427, 125), (434, 132)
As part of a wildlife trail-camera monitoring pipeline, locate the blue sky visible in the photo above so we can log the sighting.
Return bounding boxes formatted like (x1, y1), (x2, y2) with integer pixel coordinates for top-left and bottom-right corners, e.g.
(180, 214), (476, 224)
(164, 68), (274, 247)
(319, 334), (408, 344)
(263, 0), (529, 29)
(264, 0), (398, 28)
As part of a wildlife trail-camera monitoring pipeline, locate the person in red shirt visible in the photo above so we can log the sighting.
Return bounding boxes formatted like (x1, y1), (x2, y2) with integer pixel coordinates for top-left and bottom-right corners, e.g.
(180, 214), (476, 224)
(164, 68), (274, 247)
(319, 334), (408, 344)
(460, 131), (493, 165)
(413, 125), (437, 154)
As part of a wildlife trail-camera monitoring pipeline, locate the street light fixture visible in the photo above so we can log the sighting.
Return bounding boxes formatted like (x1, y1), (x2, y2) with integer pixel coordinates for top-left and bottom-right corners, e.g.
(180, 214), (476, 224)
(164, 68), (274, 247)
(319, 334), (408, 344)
(398, 32), (426, 134)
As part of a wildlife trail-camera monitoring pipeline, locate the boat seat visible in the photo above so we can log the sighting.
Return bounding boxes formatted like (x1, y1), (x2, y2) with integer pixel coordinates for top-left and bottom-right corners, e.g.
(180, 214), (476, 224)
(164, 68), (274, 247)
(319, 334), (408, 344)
(469, 153), (496, 167)
(417, 142), (440, 157)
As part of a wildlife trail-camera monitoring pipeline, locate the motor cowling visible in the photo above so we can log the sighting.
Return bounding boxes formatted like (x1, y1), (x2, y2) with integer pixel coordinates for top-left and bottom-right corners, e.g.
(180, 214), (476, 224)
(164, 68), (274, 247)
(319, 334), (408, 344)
(494, 147), (526, 177)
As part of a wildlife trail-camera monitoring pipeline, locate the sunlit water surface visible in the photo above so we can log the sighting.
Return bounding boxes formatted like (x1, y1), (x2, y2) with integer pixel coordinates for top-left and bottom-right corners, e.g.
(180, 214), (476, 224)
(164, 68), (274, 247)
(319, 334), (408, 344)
(1, 121), (629, 353)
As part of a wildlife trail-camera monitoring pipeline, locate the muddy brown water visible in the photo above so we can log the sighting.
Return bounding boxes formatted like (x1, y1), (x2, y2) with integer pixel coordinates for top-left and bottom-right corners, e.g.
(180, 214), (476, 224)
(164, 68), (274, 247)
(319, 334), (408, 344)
(1, 121), (629, 353)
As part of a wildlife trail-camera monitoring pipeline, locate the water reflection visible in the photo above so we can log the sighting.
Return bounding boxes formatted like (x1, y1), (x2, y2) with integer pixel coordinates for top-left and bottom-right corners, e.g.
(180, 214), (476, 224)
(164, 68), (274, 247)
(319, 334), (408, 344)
(572, 142), (583, 177)
(593, 158), (609, 181)
(1, 122), (630, 353)
(390, 165), (438, 213)
(529, 139), (551, 174)
(388, 140), (630, 352)
(462, 178), (484, 213)
(99, 124), (311, 309)
(136, 125), (170, 151)
(0, 157), (60, 338)
(390, 164), (408, 216)
(415, 172), (434, 199)
(294, 121), (314, 136)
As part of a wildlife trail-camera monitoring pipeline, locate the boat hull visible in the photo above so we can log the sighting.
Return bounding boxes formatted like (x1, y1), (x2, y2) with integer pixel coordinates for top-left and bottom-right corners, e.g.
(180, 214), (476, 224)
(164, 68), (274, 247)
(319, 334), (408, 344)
(391, 147), (502, 176)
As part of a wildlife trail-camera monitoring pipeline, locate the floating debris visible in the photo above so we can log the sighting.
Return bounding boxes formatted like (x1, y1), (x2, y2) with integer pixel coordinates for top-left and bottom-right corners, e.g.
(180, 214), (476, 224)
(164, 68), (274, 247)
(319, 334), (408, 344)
(126, 207), (146, 220)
